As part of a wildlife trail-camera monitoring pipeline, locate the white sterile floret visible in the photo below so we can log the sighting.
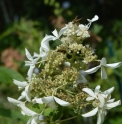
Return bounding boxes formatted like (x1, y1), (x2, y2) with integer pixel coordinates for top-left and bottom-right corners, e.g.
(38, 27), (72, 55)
(32, 96), (70, 109)
(34, 27), (67, 62)
(34, 35), (53, 62)
(52, 27), (68, 40)
(83, 57), (122, 79)
(7, 97), (24, 106)
(18, 84), (31, 102)
(25, 49), (39, 79)
(87, 15), (99, 28)
(13, 79), (31, 102)
(76, 15), (99, 38)
(82, 86), (121, 124)
(18, 103), (44, 124)
(13, 79), (28, 90)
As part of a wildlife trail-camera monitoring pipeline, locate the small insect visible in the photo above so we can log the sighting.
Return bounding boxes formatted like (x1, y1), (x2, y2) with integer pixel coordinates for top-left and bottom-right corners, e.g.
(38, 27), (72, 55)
(72, 16), (82, 25)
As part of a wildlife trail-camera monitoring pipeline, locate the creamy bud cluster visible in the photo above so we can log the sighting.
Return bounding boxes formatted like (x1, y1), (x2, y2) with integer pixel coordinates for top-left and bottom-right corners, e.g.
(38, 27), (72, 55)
(8, 15), (122, 124)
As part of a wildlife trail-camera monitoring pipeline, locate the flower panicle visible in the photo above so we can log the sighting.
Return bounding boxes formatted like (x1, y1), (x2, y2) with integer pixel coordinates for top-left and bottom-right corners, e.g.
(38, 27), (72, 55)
(7, 15), (122, 124)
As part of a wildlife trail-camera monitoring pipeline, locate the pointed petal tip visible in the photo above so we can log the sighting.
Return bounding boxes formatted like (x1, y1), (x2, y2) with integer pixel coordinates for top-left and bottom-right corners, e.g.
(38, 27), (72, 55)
(82, 107), (98, 117)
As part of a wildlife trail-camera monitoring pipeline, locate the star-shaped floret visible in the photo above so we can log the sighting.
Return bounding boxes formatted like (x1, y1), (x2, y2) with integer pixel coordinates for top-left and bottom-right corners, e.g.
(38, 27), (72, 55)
(25, 49), (39, 79)
(82, 86), (121, 124)
(83, 57), (122, 79)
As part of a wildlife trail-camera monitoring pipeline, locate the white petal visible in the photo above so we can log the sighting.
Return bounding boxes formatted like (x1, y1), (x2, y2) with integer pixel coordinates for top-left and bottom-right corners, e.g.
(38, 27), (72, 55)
(7, 97), (23, 106)
(107, 98), (115, 103)
(82, 88), (95, 97)
(18, 96), (25, 101)
(42, 96), (56, 109)
(18, 91), (26, 100)
(41, 35), (54, 51)
(103, 87), (114, 95)
(77, 73), (87, 83)
(19, 104), (37, 116)
(97, 109), (106, 124)
(106, 62), (122, 69)
(95, 85), (101, 94)
(83, 66), (100, 74)
(87, 15), (99, 23)
(92, 15), (99, 22)
(32, 98), (43, 104)
(27, 65), (35, 79)
(105, 100), (121, 109)
(31, 118), (38, 124)
(41, 43), (49, 52)
(97, 110), (102, 124)
(33, 58), (39, 63)
(82, 107), (98, 117)
(25, 85), (31, 102)
(33, 52), (39, 57)
(27, 118), (32, 124)
(101, 66), (107, 79)
(98, 94), (105, 108)
(54, 96), (70, 106)
(25, 48), (33, 61)
(13, 80), (28, 90)
(52, 29), (59, 38)
(58, 27), (68, 37)
(100, 57), (107, 66)
(41, 35), (54, 44)
(39, 47), (48, 57)
(86, 97), (95, 101)
(25, 61), (33, 66)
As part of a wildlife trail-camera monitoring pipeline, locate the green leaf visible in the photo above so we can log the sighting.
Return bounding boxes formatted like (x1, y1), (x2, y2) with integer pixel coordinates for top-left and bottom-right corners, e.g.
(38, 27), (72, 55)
(43, 107), (54, 116)
(0, 66), (24, 84)
(31, 103), (45, 113)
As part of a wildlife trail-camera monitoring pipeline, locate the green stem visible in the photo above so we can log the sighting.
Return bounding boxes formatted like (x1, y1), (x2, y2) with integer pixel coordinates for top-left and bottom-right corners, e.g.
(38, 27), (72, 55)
(55, 115), (79, 123)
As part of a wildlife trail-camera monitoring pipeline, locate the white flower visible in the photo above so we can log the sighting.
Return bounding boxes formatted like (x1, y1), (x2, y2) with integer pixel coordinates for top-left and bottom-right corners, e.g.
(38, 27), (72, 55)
(87, 15), (99, 23)
(13, 79), (31, 102)
(32, 96), (70, 109)
(18, 84), (31, 102)
(76, 15), (98, 38)
(82, 86), (121, 124)
(87, 15), (99, 28)
(34, 35), (54, 64)
(35, 27), (67, 59)
(7, 97), (24, 106)
(13, 79), (28, 90)
(25, 49), (39, 79)
(8, 97), (43, 124)
(82, 85), (114, 101)
(19, 103), (44, 124)
(83, 57), (122, 79)
(52, 27), (68, 40)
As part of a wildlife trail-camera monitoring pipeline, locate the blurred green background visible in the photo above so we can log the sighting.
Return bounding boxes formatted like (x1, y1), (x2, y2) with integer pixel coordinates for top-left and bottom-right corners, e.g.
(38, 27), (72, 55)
(0, 0), (122, 123)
